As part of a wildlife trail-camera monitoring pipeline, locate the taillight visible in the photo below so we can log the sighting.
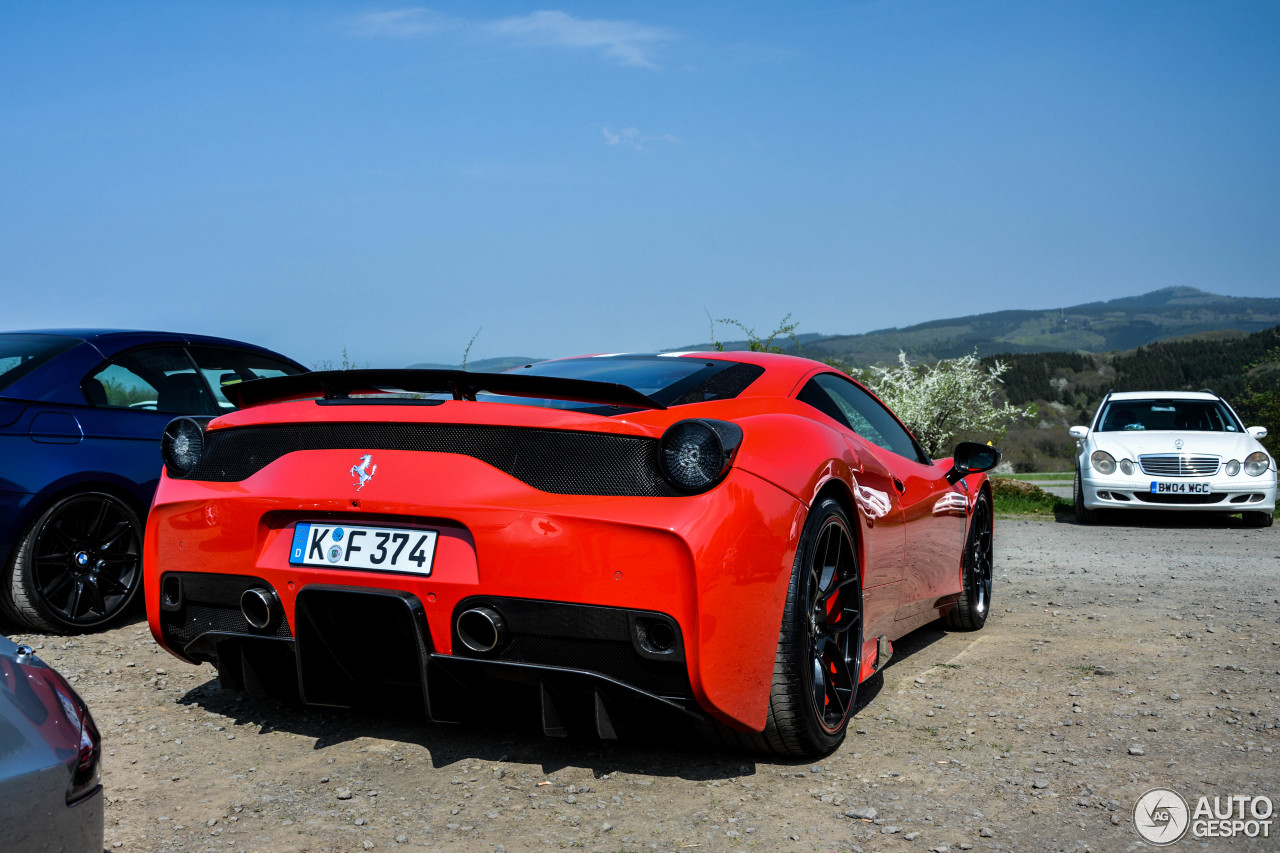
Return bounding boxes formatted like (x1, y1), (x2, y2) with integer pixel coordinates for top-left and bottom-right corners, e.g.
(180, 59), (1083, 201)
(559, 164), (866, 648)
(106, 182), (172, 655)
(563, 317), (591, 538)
(14, 648), (103, 805)
(67, 702), (102, 803)
(657, 419), (743, 493)
(162, 416), (211, 478)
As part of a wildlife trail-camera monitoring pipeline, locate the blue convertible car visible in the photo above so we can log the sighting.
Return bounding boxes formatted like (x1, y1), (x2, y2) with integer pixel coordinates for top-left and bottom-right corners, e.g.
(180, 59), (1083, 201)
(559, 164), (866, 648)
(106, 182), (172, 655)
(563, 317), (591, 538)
(0, 330), (305, 633)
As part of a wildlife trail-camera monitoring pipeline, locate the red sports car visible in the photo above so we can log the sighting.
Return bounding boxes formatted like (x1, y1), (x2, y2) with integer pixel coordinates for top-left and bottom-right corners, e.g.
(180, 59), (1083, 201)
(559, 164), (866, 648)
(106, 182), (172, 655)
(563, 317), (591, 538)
(144, 352), (999, 756)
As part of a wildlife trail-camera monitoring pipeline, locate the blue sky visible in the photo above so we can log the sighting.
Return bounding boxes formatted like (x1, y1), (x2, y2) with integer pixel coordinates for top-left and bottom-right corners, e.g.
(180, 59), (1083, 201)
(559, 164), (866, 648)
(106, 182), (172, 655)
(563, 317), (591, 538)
(3, 2), (1278, 368)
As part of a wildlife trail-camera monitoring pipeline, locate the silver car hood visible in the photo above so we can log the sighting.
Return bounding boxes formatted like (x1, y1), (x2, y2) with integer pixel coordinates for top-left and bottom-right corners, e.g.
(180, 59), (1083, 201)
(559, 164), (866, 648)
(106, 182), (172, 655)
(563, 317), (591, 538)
(1088, 430), (1269, 463)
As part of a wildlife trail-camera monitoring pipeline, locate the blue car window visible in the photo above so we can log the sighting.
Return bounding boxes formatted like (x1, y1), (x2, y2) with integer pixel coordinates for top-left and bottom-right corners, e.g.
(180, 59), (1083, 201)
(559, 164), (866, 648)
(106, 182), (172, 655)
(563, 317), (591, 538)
(187, 346), (304, 411)
(85, 347), (219, 415)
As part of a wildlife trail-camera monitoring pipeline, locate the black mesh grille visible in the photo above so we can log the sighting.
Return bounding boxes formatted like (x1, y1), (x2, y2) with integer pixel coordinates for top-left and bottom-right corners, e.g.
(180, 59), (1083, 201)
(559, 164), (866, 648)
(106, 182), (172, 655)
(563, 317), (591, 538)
(159, 573), (293, 652)
(182, 423), (682, 496)
(453, 598), (693, 699)
(161, 602), (293, 648)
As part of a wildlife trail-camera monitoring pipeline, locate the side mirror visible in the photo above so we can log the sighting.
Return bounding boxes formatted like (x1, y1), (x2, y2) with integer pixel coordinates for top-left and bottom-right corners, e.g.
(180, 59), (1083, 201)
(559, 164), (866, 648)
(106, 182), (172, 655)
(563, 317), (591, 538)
(946, 441), (1002, 484)
(1247, 426), (1268, 440)
(1068, 426), (1089, 439)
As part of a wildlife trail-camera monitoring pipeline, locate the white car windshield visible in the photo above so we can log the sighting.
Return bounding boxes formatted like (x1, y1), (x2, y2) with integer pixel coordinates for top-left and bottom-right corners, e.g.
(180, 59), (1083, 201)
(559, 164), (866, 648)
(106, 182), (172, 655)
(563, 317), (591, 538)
(1096, 399), (1241, 432)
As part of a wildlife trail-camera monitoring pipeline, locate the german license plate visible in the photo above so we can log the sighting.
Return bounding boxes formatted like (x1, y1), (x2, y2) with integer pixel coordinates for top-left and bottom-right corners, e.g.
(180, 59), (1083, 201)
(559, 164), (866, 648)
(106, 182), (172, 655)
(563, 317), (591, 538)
(1150, 481), (1211, 495)
(289, 523), (437, 575)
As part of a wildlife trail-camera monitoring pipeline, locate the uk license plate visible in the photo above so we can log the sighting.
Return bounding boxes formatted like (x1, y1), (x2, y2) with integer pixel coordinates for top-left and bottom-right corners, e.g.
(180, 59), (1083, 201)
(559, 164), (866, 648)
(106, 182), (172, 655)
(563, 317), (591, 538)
(289, 522), (437, 575)
(1150, 481), (1211, 495)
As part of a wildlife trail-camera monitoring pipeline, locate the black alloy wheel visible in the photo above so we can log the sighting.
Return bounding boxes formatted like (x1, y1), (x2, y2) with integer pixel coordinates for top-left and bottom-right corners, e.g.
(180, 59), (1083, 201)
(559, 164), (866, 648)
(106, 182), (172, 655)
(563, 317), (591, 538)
(3, 492), (143, 633)
(721, 497), (863, 757)
(946, 491), (993, 631)
(799, 507), (863, 737)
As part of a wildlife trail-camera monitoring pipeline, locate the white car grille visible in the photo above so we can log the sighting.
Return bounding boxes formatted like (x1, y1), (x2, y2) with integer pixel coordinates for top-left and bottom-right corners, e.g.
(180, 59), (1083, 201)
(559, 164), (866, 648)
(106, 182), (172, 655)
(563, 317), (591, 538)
(1138, 454), (1220, 477)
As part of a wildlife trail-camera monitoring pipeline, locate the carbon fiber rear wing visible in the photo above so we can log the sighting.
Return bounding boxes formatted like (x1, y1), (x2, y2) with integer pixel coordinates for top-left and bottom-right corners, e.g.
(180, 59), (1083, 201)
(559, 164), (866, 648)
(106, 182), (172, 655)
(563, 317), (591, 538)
(221, 369), (666, 411)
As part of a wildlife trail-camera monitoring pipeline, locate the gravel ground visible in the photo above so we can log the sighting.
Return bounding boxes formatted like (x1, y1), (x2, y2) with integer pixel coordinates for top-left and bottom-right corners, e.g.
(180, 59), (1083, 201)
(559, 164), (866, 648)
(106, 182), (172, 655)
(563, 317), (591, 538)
(6, 513), (1279, 853)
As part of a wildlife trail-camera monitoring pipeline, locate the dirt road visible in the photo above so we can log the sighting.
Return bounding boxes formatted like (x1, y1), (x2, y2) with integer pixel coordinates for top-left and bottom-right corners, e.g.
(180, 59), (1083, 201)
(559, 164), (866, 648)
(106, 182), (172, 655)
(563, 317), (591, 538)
(7, 514), (1278, 852)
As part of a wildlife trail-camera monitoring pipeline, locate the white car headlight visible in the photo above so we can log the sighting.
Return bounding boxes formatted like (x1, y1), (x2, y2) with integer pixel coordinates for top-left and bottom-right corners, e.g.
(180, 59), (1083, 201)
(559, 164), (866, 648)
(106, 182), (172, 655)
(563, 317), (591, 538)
(1091, 450), (1116, 475)
(1119, 459), (1134, 475)
(1244, 451), (1270, 477)
(1225, 459), (1241, 477)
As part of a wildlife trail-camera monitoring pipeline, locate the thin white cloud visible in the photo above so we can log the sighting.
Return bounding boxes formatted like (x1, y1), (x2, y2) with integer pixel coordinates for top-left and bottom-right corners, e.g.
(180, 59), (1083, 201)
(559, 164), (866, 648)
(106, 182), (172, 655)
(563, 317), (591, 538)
(488, 11), (672, 68)
(349, 8), (460, 37)
(602, 127), (679, 152)
(350, 8), (675, 68)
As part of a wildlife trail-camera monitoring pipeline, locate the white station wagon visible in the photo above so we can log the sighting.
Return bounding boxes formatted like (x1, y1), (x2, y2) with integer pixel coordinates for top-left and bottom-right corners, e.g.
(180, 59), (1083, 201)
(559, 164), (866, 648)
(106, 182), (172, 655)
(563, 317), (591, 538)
(1070, 390), (1276, 527)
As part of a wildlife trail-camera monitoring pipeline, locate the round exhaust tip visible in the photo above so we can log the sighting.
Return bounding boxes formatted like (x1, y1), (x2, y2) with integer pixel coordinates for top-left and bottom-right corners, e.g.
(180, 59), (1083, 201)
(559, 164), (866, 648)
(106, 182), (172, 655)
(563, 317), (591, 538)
(241, 587), (279, 631)
(456, 606), (507, 654)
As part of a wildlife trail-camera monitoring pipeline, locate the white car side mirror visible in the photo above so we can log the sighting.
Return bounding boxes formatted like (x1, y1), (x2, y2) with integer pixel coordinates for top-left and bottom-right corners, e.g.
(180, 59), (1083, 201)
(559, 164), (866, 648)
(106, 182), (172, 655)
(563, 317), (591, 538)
(1069, 426), (1089, 439)
(1247, 426), (1268, 440)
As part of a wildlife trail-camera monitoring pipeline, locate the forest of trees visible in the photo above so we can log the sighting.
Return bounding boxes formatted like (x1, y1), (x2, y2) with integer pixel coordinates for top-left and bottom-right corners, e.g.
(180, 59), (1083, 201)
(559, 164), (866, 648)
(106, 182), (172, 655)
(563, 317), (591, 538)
(980, 326), (1280, 470)
(1111, 326), (1280, 400)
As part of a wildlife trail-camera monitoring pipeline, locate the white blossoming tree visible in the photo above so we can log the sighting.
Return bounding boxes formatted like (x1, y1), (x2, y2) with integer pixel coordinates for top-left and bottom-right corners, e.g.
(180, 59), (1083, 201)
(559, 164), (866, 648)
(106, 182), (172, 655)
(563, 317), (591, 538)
(862, 351), (1030, 458)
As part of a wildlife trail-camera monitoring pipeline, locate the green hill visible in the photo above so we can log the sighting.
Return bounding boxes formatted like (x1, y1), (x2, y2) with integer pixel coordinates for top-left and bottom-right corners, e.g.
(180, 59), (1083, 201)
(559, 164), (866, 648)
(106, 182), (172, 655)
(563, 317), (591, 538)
(796, 287), (1280, 367)
(414, 287), (1280, 370)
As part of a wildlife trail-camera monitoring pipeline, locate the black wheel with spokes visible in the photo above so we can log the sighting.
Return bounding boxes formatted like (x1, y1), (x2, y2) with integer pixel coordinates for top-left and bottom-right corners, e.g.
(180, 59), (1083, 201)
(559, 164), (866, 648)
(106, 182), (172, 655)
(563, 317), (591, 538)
(946, 490), (993, 631)
(710, 497), (862, 757)
(2, 491), (143, 633)
(796, 503), (862, 743)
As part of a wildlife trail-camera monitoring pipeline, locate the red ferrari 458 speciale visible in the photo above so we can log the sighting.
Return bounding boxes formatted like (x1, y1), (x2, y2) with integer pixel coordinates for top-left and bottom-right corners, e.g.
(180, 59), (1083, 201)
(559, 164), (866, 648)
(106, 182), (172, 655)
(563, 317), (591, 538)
(144, 352), (999, 757)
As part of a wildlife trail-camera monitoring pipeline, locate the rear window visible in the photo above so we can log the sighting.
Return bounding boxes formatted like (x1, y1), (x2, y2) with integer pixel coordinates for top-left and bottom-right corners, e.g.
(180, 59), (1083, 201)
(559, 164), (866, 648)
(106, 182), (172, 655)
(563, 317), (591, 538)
(486, 356), (764, 413)
(187, 346), (304, 411)
(1097, 398), (1241, 433)
(0, 334), (80, 392)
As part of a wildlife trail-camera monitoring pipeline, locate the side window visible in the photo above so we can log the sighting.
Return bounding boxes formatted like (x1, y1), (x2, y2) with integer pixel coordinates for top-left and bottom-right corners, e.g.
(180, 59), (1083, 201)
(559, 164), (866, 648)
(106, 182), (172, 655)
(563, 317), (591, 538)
(187, 347), (303, 411)
(83, 348), (218, 415)
(800, 374), (929, 463)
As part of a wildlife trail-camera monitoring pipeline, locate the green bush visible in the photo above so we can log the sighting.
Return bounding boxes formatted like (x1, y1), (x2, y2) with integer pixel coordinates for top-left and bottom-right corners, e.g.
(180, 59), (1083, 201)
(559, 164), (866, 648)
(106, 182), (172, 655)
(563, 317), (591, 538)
(990, 477), (1071, 519)
(862, 351), (1031, 458)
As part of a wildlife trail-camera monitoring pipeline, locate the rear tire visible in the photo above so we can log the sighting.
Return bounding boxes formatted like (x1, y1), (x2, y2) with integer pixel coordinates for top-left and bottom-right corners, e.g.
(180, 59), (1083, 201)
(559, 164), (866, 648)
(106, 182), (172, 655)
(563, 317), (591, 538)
(701, 497), (863, 757)
(946, 491), (993, 631)
(1073, 468), (1100, 525)
(2, 491), (143, 633)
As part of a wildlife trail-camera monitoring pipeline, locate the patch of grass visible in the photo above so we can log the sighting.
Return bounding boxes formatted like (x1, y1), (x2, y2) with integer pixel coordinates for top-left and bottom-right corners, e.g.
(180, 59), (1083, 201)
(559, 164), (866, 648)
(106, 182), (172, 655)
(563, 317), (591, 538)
(934, 663), (962, 669)
(991, 477), (1073, 519)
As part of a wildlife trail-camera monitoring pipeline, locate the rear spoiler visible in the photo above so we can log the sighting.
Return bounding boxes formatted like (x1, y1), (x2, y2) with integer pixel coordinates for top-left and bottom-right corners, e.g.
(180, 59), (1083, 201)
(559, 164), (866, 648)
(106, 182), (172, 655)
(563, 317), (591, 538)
(222, 369), (667, 411)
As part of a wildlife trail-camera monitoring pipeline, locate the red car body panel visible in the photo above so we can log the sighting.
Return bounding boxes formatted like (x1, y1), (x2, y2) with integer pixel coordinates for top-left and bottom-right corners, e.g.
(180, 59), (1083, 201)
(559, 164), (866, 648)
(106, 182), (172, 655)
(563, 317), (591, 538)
(144, 352), (989, 733)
